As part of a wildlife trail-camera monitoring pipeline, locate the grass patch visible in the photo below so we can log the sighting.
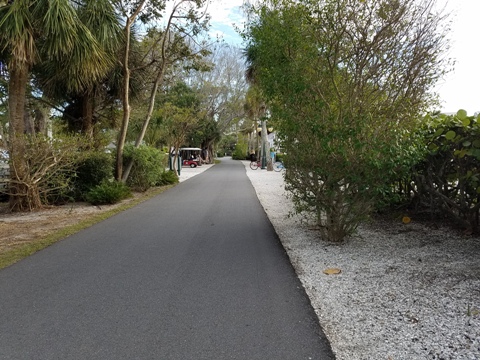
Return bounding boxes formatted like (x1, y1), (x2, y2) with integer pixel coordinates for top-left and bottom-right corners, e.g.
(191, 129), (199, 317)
(0, 185), (174, 270)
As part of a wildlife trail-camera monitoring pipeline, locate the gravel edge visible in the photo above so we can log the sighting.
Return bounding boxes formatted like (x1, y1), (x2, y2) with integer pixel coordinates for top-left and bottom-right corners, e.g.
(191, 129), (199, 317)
(242, 161), (480, 360)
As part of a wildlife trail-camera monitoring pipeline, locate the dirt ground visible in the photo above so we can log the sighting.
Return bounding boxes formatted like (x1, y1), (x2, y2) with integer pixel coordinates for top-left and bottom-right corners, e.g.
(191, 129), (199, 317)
(0, 193), (146, 254)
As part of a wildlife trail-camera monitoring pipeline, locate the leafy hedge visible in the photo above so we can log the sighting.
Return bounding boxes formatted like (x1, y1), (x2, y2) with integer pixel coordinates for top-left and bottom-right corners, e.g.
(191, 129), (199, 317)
(86, 181), (132, 205)
(380, 110), (480, 233)
(74, 151), (114, 199)
(124, 145), (168, 191)
(413, 110), (480, 232)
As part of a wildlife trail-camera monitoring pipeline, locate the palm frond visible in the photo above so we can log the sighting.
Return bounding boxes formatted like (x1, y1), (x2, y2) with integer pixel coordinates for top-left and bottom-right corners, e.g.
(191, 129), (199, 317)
(79, 0), (124, 55)
(0, 0), (37, 66)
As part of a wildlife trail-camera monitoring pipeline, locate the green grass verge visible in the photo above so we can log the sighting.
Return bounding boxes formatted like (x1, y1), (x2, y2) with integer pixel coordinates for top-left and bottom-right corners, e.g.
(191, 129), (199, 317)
(0, 185), (174, 270)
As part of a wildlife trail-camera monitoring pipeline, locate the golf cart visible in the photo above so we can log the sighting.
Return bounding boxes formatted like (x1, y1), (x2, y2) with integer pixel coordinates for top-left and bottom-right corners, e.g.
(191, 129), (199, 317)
(180, 147), (202, 168)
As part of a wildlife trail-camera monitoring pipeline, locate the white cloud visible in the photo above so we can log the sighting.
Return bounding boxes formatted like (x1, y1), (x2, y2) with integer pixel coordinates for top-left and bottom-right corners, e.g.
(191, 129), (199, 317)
(207, 0), (244, 23)
(206, 0), (246, 44)
(433, 0), (480, 114)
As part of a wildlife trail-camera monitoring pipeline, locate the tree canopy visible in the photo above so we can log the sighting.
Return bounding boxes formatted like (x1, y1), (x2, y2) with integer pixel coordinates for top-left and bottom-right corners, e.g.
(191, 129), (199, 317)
(242, 0), (451, 241)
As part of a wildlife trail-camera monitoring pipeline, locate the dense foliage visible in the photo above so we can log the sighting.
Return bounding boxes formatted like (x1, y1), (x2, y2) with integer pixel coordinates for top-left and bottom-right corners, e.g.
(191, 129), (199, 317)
(243, 0), (450, 241)
(123, 145), (167, 192)
(74, 151), (114, 199)
(390, 111), (480, 233)
(232, 139), (248, 160)
(158, 170), (179, 186)
(86, 180), (132, 205)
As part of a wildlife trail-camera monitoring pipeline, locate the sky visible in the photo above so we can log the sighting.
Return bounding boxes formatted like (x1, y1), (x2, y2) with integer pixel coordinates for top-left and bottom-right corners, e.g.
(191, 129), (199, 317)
(206, 0), (480, 116)
(433, 0), (480, 115)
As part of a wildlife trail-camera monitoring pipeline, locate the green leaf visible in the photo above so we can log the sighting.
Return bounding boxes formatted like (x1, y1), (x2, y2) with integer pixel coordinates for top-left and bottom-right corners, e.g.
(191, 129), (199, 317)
(462, 118), (471, 127)
(457, 109), (468, 119)
(477, 186), (480, 194)
(463, 141), (472, 147)
(445, 130), (456, 140)
(454, 149), (467, 158)
(433, 128), (444, 137)
(472, 140), (480, 148)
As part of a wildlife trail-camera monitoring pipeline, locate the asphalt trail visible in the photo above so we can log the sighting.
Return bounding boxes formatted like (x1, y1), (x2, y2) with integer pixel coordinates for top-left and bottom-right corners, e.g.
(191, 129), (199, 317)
(0, 158), (334, 359)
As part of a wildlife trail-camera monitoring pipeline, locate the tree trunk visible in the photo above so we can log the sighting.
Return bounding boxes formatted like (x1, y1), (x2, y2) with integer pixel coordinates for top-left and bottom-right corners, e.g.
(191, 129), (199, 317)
(121, 66), (165, 182)
(33, 104), (49, 135)
(81, 89), (94, 139)
(0, 123), (4, 148)
(261, 119), (272, 170)
(24, 99), (34, 135)
(8, 63), (41, 211)
(116, 21), (133, 181)
(115, 1), (146, 181)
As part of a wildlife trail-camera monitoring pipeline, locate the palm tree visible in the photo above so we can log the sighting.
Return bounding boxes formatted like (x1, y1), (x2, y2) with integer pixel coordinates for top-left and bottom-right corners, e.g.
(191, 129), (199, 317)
(0, 0), (112, 211)
(37, 0), (123, 139)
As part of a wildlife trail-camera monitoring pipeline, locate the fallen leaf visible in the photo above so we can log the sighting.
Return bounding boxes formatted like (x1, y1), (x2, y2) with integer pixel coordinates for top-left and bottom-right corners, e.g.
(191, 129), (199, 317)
(323, 268), (341, 275)
(402, 216), (411, 224)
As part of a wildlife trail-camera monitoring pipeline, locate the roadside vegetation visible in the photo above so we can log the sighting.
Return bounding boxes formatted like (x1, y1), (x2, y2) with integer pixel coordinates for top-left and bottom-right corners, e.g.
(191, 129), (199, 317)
(0, 1), (246, 211)
(240, 0), (480, 241)
(0, 0), (478, 245)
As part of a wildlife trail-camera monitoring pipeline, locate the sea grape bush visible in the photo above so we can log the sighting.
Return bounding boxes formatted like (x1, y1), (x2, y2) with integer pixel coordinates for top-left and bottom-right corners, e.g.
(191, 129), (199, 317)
(412, 110), (480, 232)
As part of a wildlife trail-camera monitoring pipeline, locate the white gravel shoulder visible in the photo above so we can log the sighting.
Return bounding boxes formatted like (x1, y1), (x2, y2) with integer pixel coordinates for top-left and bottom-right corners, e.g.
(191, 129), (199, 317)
(177, 163), (215, 182)
(241, 160), (480, 360)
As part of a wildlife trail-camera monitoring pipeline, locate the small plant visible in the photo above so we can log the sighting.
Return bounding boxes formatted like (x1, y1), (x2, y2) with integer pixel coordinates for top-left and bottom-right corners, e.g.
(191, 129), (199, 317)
(157, 170), (179, 186)
(86, 181), (132, 205)
(73, 151), (114, 200)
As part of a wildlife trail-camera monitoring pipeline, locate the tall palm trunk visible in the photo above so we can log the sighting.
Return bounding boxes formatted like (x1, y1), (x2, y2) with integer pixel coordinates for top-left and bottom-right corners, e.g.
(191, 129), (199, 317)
(8, 63), (41, 211)
(81, 89), (94, 139)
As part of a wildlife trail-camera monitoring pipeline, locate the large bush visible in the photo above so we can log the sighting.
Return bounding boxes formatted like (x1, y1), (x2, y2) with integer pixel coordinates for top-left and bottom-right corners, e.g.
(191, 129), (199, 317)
(243, 0), (448, 242)
(124, 145), (167, 192)
(20, 135), (85, 207)
(412, 111), (480, 232)
(74, 151), (114, 200)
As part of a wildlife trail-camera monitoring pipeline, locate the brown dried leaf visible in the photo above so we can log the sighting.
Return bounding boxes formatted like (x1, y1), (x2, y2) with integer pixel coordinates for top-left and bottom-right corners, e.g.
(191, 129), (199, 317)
(323, 268), (341, 275)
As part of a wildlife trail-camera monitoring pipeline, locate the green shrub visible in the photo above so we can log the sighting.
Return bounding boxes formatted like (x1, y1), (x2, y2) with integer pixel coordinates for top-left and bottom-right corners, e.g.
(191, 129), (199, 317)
(232, 142), (248, 160)
(411, 110), (480, 232)
(74, 151), (114, 199)
(124, 145), (166, 191)
(86, 181), (132, 205)
(157, 170), (179, 186)
(275, 153), (286, 163)
(26, 134), (86, 206)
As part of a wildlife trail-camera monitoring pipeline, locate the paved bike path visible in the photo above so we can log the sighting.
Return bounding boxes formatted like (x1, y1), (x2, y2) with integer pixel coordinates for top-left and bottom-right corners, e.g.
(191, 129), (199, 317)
(0, 158), (334, 359)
